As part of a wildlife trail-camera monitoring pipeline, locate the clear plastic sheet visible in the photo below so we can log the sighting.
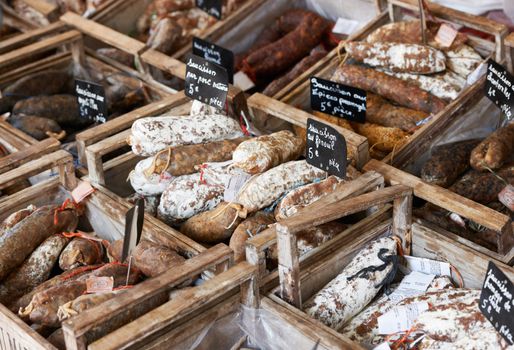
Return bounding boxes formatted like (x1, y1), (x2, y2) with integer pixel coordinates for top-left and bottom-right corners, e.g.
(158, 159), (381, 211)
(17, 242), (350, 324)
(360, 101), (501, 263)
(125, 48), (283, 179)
(170, 304), (322, 350)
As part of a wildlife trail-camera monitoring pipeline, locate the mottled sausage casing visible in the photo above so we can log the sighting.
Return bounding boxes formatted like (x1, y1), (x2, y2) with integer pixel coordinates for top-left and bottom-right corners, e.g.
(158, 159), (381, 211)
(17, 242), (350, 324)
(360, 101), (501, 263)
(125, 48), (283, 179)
(351, 122), (409, 153)
(229, 212), (275, 263)
(146, 17), (183, 55)
(129, 114), (244, 156)
(345, 42), (446, 74)
(421, 140), (479, 188)
(470, 123), (514, 171)
(0, 234), (69, 304)
(0, 204), (36, 234)
(181, 202), (247, 244)
(58, 236), (104, 271)
(242, 10), (330, 80)
(57, 291), (122, 321)
(233, 130), (305, 174)
(158, 173), (225, 225)
(0, 205), (78, 281)
(8, 114), (63, 141)
(236, 160), (327, 213)
(133, 240), (185, 277)
(332, 65), (446, 114)
(23, 263), (140, 327)
(303, 237), (397, 330)
(274, 176), (340, 221)
(366, 93), (428, 131)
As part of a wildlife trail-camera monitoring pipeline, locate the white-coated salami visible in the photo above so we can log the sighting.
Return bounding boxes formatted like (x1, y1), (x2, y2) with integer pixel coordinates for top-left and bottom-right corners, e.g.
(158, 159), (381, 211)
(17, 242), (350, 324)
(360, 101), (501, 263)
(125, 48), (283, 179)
(157, 173), (224, 225)
(129, 114), (244, 156)
(236, 160), (327, 213)
(345, 42), (446, 74)
(232, 130), (304, 174)
(303, 237), (397, 330)
(130, 158), (174, 196)
(445, 45), (482, 78)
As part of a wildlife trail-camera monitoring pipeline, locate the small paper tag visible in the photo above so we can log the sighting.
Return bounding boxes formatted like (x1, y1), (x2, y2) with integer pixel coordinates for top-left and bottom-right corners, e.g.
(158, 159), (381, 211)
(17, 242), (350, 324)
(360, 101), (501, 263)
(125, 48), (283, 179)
(435, 23), (458, 48)
(400, 256), (451, 277)
(234, 71), (255, 92)
(224, 173), (252, 202)
(467, 62), (487, 85)
(332, 17), (362, 36)
(499, 185), (514, 211)
(86, 276), (114, 294)
(388, 271), (435, 304)
(373, 342), (391, 350)
(71, 181), (95, 203)
(378, 302), (429, 334)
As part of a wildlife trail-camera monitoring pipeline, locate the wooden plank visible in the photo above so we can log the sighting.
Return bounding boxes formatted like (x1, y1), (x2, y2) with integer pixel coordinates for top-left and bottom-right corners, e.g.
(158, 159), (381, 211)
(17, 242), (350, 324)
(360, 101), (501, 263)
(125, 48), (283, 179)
(60, 12), (146, 55)
(0, 120), (38, 148)
(393, 193), (412, 254)
(0, 30), (82, 67)
(277, 224), (302, 308)
(247, 93), (369, 169)
(86, 262), (256, 350)
(0, 138), (60, 174)
(140, 49), (187, 79)
(506, 33), (514, 73)
(0, 21), (65, 54)
(20, 0), (60, 20)
(62, 245), (233, 349)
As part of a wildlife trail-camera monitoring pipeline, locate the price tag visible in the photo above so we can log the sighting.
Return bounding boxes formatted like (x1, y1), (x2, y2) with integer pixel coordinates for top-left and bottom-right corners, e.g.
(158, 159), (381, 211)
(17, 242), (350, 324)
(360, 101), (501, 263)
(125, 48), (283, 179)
(224, 172), (252, 202)
(71, 181), (95, 203)
(196, 0), (222, 19)
(400, 256), (451, 277)
(434, 23), (458, 48)
(485, 59), (514, 121)
(332, 18), (362, 36)
(378, 302), (429, 334)
(306, 118), (347, 178)
(86, 276), (114, 294)
(192, 37), (234, 83)
(75, 79), (108, 124)
(479, 261), (514, 345)
(499, 185), (514, 211)
(310, 76), (367, 123)
(388, 271), (435, 304)
(185, 54), (229, 110)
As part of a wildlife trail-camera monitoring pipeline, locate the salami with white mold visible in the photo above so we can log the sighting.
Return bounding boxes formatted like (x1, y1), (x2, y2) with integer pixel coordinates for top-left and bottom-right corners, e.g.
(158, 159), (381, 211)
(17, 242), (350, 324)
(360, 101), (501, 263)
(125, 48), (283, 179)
(303, 237), (397, 330)
(236, 160), (327, 213)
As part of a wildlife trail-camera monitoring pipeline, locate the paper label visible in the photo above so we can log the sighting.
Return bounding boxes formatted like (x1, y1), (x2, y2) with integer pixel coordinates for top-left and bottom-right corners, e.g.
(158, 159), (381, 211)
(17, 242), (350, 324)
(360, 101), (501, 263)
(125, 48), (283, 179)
(332, 17), (362, 36)
(86, 276), (114, 294)
(71, 181), (95, 203)
(224, 172), (252, 202)
(499, 185), (514, 211)
(310, 76), (367, 123)
(234, 71), (255, 92)
(435, 23), (458, 48)
(378, 302), (429, 334)
(479, 261), (514, 345)
(400, 256), (452, 277)
(388, 271), (435, 304)
(306, 118), (347, 178)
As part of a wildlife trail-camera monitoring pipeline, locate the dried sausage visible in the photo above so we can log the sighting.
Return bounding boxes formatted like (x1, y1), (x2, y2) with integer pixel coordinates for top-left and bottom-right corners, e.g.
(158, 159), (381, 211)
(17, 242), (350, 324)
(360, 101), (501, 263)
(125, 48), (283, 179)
(470, 123), (514, 171)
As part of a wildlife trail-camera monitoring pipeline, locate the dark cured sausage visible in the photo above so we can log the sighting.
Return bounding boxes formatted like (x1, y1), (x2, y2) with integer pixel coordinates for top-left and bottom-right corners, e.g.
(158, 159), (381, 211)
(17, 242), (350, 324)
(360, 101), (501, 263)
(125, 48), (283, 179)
(332, 64), (447, 114)
(470, 123), (514, 171)
(132, 240), (185, 277)
(0, 205), (78, 281)
(241, 10), (331, 81)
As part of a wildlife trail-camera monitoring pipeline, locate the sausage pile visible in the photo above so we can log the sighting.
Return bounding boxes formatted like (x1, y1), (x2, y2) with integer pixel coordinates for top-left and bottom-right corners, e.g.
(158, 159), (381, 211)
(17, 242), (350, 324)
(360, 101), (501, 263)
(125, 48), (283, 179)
(325, 20), (483, 160)
(236, 9), (335, 96)
(0, 67), (150, 144)
(303, 236), (511, 349)
(127, 100), (368, 266)
(0, 201), (189, 349)
(417, 123), (514, 251)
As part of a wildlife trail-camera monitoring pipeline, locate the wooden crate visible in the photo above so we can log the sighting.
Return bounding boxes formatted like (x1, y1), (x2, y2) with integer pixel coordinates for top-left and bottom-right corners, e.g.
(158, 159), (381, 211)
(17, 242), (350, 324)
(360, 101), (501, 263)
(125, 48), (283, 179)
(281, 0), (508, 169)
(364, 159), (514, 264)
(0, 149), (219, 349)
(0, 24), (177, 172)
(257, 183), (514, 349)
(506, 32), (514, 73)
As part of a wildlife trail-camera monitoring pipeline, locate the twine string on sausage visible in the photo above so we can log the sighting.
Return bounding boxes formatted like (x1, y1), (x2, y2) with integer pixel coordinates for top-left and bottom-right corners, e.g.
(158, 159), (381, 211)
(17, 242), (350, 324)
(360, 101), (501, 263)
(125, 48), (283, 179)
(54, 199), (82, 226)
(479, 162), (509, 186)
(144, 147), (173, 178)
(210, 202), (248, 229)
(347, 248), (399, 295)
(336, 41), (348, 67)
(61, 231), (110, 256)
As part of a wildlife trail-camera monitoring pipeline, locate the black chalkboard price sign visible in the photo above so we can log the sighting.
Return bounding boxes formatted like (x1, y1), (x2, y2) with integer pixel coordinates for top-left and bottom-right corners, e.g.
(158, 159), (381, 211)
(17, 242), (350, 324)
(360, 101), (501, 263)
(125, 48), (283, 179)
(185, 53), (229, 110)
(479, 261), (514, 345)
(310, 76), (367, 123)
(485, 59), (514, 121)
(75, 79), (108, 124)
(196, 0), (223, 19)
(192, 37), (234, 83)
(306, 118), (347, 178)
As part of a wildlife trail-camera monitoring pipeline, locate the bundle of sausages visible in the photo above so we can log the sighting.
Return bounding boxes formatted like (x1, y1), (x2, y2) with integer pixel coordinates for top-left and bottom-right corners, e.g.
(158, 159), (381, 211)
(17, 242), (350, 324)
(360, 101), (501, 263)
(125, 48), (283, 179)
(418, 123), (514, 250)
(1, 67), (150, 143)
(0, 201), (188, 348)
(127, 101), (366, 266)
(234, 9), (335, 96)
(326, 20), (483, 160)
